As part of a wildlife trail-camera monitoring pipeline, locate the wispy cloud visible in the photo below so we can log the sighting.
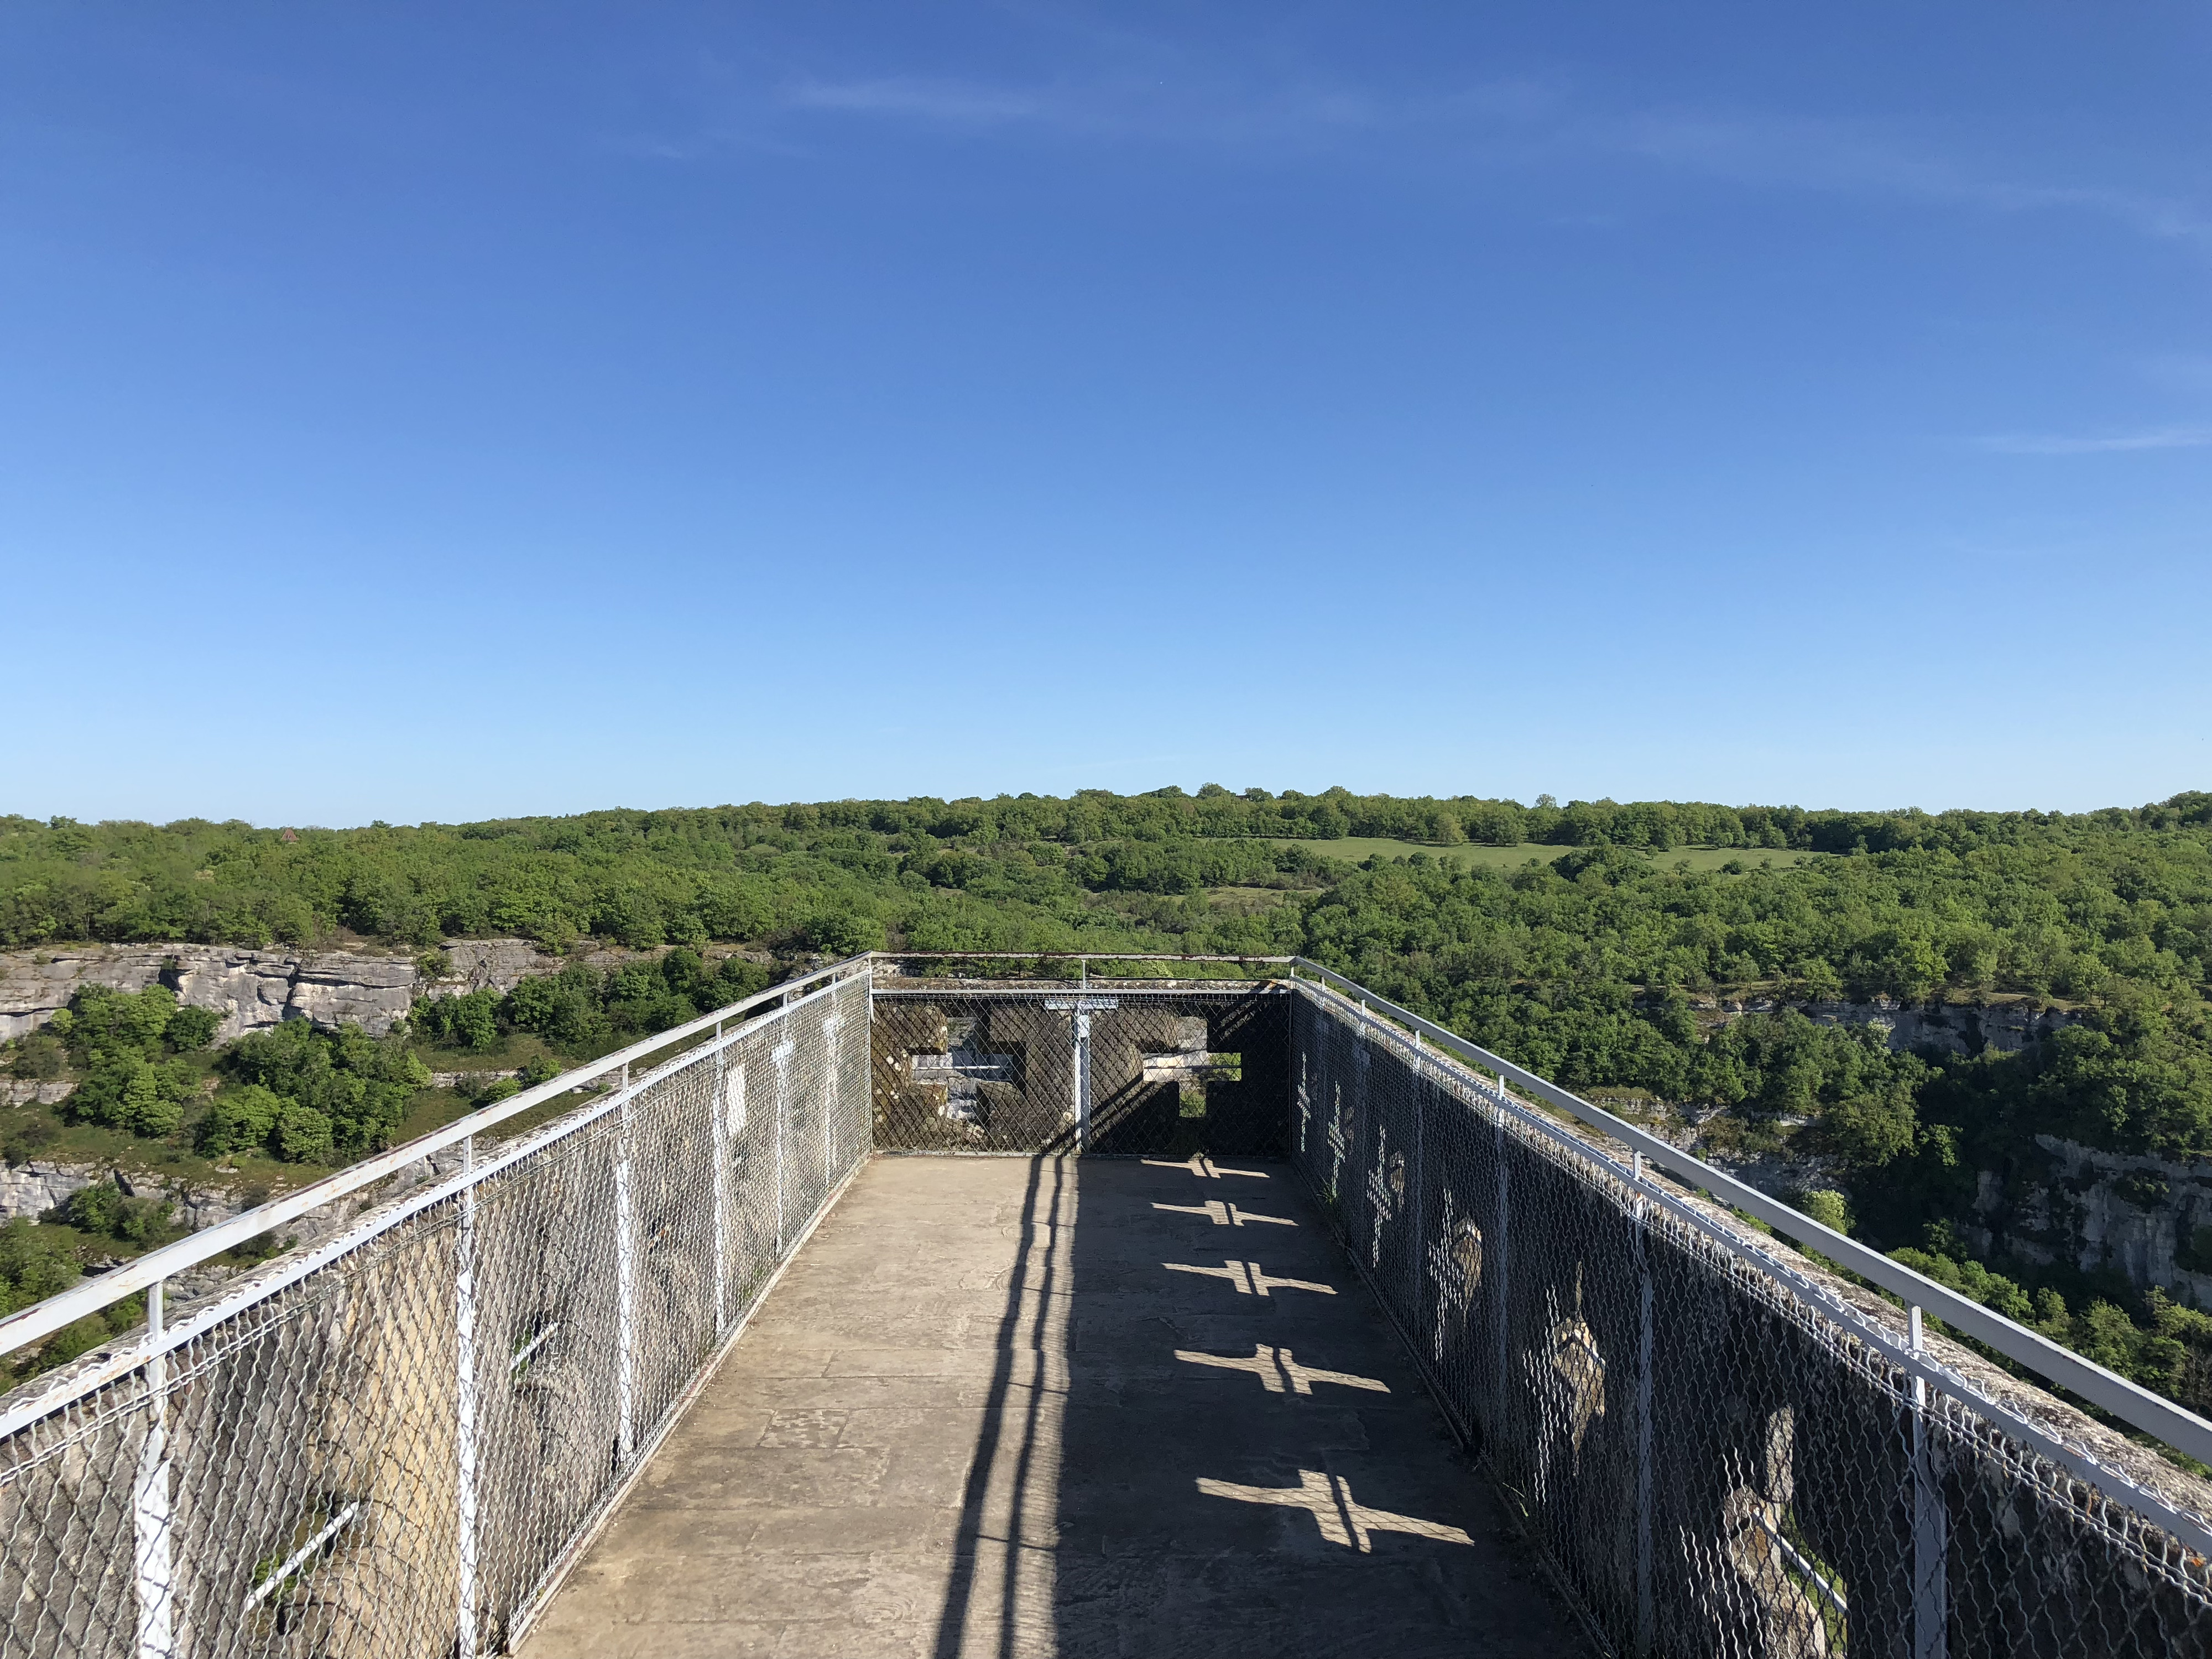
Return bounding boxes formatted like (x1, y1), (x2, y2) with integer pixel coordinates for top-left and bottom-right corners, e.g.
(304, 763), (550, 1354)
(771, 71), (1434, 148)
(751, 58), (2210, 253)
(784, 76), (1051, 125)
(1620, 110), (2211, 249)
(1975, 427), (2212, 455)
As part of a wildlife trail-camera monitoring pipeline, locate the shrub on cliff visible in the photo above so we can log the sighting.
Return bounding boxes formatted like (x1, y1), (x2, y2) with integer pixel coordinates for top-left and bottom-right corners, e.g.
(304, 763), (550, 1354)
(197, 1083), (284, 1155)
(215, 1020), (430, 1164)
(410, 988), (501, 1051)
(56, 985), (218, 1138)
(55, 1179), (175, 1247)
(499, 966), (609, 1052)
(65, 1052), (196, 1136)
(0, 1220), (79, 1317)
(494, 950), (775, 1057)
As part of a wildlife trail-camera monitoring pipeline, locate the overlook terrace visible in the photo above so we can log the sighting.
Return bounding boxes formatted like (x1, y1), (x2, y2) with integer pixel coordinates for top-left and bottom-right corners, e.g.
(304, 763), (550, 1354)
(2, 954), (2210, 1657)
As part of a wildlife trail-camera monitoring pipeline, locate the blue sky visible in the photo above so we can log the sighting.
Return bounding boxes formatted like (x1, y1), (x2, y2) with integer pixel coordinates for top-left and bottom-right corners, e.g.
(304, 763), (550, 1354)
(2, 2), (2205, 826)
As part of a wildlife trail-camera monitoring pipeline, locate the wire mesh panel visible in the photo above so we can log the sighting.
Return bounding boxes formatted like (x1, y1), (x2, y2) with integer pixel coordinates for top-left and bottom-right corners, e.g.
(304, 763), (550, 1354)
(0, 969), (870, 1659)
(13, 958), (2212, 1659)
(1290, 980), (2212, 1659)
(870, 985), (1289, 1155)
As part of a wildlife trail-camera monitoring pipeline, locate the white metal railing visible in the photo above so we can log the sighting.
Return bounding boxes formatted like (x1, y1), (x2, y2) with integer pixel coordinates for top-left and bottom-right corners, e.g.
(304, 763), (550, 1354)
(4, 950), (2210, 1659)
(1283, 956), (2212, 1472)
(0, 957), (873, 1659)
(1286, 968), (2212, 1658)
(0, 957), (870, 1370)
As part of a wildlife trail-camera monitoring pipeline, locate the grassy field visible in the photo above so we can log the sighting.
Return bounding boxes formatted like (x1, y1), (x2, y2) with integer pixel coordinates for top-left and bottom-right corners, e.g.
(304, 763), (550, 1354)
(1269, 838), (1823, 873)
(1202, 885), (1301, 913)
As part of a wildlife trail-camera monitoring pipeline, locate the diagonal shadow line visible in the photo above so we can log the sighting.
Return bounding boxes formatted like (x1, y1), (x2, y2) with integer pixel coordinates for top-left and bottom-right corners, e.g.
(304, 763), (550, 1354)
(932, 1155), (1064, 1659)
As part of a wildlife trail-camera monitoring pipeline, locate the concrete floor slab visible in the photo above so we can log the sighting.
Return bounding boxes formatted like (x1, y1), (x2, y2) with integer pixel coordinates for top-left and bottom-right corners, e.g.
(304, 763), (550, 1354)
(519, 1156), (1580, 1659)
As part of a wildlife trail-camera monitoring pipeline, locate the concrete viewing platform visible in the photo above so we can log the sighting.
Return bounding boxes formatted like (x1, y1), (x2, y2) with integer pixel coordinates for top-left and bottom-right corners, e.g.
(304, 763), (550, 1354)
(519, 1155), (1575, 1658)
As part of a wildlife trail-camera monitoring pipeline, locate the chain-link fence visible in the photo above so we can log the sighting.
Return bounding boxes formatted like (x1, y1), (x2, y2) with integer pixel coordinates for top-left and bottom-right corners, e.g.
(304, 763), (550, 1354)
(10, 954), (2212, 1658)
(1290, 976), (2212, 1658)
(870, 983), (1289, 1156)
(0, 968), (870, 1659)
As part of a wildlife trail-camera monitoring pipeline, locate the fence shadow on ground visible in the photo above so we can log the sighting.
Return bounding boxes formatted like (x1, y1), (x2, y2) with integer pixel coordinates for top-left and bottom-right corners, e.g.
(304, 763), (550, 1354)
(929, 1156), (1568, 1659)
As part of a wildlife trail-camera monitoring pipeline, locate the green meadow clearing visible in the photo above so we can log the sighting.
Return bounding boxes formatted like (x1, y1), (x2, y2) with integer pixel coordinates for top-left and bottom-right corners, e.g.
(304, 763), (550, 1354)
(1267, 837), (1823, 873)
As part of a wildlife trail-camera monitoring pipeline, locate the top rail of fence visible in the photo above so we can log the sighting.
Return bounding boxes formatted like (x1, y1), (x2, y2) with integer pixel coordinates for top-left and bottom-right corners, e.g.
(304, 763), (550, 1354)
(875, 952), (1297, 967)
(0, 953), (874, 1363)
(1285, 956), (2212, 1469)
(11, 943), (2205, 1469)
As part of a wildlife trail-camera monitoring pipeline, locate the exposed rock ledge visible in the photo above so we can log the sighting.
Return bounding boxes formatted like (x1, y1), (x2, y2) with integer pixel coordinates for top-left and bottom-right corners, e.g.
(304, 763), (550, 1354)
(1691, 994), (2078, 1057)
(0, 945), (419, 1044)
(0, 1160), (100, 1222)
(2, 937), (770, 1047)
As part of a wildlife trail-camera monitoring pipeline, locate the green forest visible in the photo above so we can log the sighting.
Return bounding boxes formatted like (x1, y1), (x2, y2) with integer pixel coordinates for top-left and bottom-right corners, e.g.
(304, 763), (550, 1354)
(6, 787), (2212, 1420)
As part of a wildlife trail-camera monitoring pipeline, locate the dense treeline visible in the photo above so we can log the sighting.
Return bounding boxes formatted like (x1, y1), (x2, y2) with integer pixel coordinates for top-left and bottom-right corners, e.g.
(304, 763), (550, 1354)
(0, 946), (804, 1347)
(8, 787), (2212, 1413)
(1292, 823), (2212, 1418)
(4, 788), (2206, 953)
(1306, 835), (2212, 1155)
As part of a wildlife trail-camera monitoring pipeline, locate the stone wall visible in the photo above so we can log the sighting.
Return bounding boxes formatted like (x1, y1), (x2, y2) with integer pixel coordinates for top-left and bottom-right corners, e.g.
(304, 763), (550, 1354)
(426, 938), (560, 997)
(1, 1081), (72, 1108)
(0, 1158), (272, 1229)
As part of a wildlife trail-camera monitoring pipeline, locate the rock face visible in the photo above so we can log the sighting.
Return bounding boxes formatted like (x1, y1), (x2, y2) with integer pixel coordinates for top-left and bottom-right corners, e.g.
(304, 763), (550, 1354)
(2, 936), (784, 1051)
(1693, 994), (2077, 1057)
(0, 1158), (269, 1234)
(0, 1155), (401, 1313)
(1713, 1123), (2212, 1307)
(0, 945), (420, 1043)
(429, 938), (561, 997)
(1, 1081), (72, 1107)
(0, 1160), (98, 1223)
(1954, 1136), (2212, 1306)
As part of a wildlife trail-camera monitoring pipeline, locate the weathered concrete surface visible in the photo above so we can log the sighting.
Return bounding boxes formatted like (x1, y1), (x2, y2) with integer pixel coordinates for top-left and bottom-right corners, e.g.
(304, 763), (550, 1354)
(520, 1156), (1575, 1659)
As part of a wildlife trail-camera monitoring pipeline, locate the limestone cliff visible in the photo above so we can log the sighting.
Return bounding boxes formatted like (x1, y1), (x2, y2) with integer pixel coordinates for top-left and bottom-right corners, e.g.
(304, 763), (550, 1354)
(0, 944), (418, 1042)
(0, 1160), (98, 1223)
(1957, 1137), (2212, 1306)
(2, 936), (767, 1046)
(1691, 993), (2078, 1056)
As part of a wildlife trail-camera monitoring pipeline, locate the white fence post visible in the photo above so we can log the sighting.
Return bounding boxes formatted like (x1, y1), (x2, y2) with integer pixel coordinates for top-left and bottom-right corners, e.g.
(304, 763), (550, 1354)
(1410, 1030), (1428, 1308)
(455, 1136), (479, 1659)
(1631, 1151), (1655, 1657)
(773, 1039), (794, 1252)
(1911, 1304), (1949, 1658)
(132, 1279), (173, 1659)
(712, 1022), (731, 1333)
(1491, 1094), (1511, 1436)
(614, 1062), (636, 1466)
(1074, 1010), (1093, 1151)
(822, 1011), (842, 1187)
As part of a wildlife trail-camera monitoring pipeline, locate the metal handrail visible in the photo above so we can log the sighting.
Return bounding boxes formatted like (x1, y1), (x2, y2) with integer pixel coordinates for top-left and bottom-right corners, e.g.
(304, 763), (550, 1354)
(0, 972), (858, 1441)
(1287, 956), (2212, 1468)
(877, 952), (1296, 966)
(9, 943), (2204, 1467)
(0, 954), (873, 1361)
